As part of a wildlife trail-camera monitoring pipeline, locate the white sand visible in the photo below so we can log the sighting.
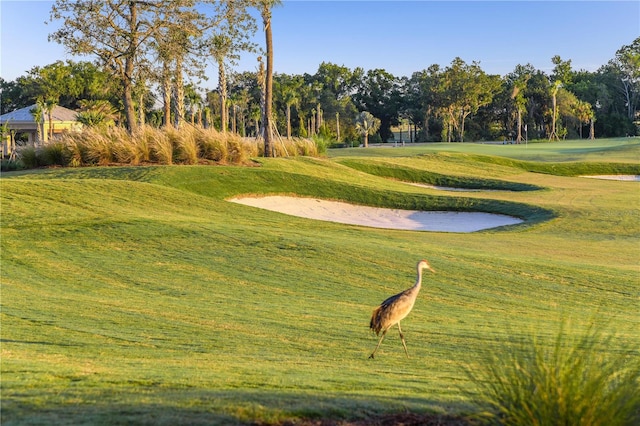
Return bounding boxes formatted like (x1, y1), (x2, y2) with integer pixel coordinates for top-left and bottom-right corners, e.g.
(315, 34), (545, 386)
(229, 196), (523, 233)
(581, 175), (640, 181)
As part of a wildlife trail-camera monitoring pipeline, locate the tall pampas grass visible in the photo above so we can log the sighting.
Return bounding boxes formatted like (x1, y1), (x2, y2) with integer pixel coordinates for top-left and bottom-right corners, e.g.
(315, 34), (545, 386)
(12, 124), (320, 169)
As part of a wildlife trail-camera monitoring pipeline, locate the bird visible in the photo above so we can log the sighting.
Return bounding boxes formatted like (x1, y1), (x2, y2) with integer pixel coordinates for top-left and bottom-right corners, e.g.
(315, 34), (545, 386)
(369, 259), (435, 359)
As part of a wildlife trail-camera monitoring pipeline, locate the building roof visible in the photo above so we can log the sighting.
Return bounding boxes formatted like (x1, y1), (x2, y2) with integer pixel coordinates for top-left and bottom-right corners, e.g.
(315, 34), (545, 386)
(0, 104), (78, 124)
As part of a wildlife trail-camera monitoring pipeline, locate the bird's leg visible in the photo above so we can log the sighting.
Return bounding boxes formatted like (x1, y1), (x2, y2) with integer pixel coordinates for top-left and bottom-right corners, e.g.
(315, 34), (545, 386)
(398, 322), (409, 358)
(369, 330), (387, 359)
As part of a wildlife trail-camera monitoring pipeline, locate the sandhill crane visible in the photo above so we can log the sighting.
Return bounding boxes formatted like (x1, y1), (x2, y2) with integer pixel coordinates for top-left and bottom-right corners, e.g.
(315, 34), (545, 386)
(369, 259), (435, 359)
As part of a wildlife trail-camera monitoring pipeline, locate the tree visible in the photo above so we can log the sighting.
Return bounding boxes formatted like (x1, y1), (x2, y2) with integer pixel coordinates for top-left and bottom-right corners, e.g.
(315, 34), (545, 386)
(1, 78), (31, 114)
(549, 56), (573, 140)
(30, 102), (45, 142)
(212, 34), (233, 132)
(204, 1), (257, 132)
(439, 58), (501, 142)
(50, 0), (171, 132)
(76, 100), (118, 128)
(353, 69), (401, 142)
(151, 1), (209, 129)
(254, 0), (281, 156)
(26, 61), (72, 139)
(355, 111), (380, 147)
(573, 99), (595, 139)
(49, 0), (199, 131)
(507, 64), (533, 143)
(612, 37), (640, 121)
(404, 64), (442, 141)
(279, 78), (301, 139)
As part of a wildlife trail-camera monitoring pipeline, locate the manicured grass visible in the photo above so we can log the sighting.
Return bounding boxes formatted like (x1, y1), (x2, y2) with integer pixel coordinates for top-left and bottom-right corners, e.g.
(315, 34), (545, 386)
(328, 138), (640, 163)
(1, 138), (638, 425)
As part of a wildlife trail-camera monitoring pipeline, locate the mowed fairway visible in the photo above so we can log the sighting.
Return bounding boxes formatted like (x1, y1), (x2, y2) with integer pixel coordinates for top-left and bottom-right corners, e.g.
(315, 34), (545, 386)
(1, 139), (639, 425)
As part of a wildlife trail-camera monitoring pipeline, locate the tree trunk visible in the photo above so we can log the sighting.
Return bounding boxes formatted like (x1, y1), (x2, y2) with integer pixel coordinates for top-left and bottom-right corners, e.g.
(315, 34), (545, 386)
(47, 106), (54, 141)
(460, 111), (467, 142)
(123, 74), (136, 132)
(138, 92), (145, 127)
(175, 59), (185, 129)
(316, 103), (322, 133)
(589, 118), (595, 140)
(123, 1), (138, 133)
(163, 64), (172, 128)
(311, 112), (316, 136)
(516, 108), (522, 143)
(423, 107), (430, 141)
(218, 59), (227, 133)
(286, 104), (291, 139)
(262, 4), (274, 157)
(621, 78), (633, 120)
(549, 86), (559, 141)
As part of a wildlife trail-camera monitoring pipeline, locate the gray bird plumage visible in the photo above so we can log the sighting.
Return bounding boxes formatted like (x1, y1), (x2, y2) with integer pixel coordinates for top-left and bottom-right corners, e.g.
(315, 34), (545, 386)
(369, 259), (435, 359)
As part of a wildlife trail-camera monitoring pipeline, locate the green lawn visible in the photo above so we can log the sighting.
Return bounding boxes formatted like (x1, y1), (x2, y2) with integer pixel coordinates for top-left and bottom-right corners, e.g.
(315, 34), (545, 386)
(1, 138), (639, 425)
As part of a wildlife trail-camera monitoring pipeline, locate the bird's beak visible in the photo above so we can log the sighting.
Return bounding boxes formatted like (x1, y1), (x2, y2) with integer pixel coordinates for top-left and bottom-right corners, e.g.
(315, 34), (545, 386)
(428, 266), (436, 273)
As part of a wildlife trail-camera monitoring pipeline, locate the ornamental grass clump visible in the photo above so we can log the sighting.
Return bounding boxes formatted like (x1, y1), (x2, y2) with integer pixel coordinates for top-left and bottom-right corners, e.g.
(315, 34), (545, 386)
(173, 127), (199, 165)
(197, 128), (228, 162)
(39, 140), (69, 167)
(11, 125), (320, 169)
(151, 128), (173, 165)
(464, 322), (640, 426)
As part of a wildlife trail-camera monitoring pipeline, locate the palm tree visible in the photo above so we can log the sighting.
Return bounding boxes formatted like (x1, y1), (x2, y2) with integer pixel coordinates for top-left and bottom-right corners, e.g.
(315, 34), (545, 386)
(76, 100), (117, 128)
(211, 34), (232, 133)
(573, 100), (595, 139)
(30, 102), (44, 143)
(260, 1), (275, 155)
(510, 72), (530, 143)
(355, 111), (380, 147)
(282, 86), (299, 139)
(549, 80), (562, 141)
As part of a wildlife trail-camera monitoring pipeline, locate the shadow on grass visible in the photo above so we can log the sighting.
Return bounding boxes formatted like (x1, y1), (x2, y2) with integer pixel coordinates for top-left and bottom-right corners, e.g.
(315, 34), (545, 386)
(1, 389), (476, 426)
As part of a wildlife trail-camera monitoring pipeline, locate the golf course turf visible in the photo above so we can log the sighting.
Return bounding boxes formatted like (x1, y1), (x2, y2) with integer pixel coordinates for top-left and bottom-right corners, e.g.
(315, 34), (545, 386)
(1, 138), (639, 425)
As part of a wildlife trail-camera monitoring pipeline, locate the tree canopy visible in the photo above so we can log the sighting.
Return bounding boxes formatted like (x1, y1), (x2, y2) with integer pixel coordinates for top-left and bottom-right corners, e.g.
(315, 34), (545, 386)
(3, 3), (637, 146)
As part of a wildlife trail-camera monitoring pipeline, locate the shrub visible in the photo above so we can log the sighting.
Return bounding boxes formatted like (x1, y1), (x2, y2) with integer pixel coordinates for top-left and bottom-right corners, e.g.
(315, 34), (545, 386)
(197, 129), (227, 162)
(11, 125), (321, 169)
(464, 321), (640, 426)
(39, 141), (69, 167)
(151, 130), (173, 165)
(312, 136), (329, 154)
(134, 127), (155, 163)
(83, 129), (116, 165)
(0, 158), (25, 172)
(18, 145), (39, 169)
(176, 127), (199, 165)
(226, 132), (250, 164)
(63, 134), (90, 166)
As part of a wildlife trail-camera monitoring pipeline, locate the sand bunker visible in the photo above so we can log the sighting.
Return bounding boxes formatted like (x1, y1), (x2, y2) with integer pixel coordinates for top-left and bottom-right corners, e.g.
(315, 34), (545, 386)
(229, 196), (523, 232)
(581, 175), (640, 181)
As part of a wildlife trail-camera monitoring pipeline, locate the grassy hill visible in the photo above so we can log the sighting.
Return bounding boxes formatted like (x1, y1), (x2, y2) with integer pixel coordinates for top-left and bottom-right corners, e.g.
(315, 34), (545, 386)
(1, 138), (639, 425)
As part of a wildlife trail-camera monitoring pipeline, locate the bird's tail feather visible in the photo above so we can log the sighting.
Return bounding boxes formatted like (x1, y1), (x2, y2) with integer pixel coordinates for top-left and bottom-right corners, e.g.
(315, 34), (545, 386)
(370, 306), (383, 335)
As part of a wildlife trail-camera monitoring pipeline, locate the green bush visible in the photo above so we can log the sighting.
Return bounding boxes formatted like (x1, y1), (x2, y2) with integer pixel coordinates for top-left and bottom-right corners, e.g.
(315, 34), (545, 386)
(18, 145), (39, 169)
(39, 141), (69, 166)
(0, 158), (25, 172)
(464, 322), (640, 426)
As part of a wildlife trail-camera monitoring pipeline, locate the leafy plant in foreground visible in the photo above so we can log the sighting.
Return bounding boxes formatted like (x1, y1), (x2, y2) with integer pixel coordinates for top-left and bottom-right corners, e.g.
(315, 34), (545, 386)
(464, 322), (640, 425)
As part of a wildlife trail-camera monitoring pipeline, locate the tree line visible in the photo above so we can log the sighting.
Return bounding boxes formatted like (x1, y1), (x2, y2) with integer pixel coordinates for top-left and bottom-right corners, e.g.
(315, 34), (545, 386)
(1, 0), (638, 148)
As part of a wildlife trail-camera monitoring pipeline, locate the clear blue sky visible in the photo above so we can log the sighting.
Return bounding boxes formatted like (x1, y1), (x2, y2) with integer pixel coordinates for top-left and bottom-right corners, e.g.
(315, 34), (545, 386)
(1, 0), (639, 90)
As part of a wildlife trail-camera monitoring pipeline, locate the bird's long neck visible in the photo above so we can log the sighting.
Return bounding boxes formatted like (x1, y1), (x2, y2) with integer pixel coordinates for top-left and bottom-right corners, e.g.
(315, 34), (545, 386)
(411, 266), (424, 292)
